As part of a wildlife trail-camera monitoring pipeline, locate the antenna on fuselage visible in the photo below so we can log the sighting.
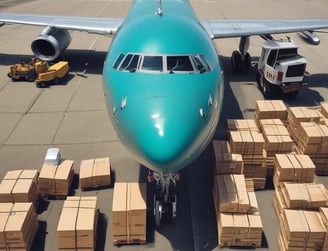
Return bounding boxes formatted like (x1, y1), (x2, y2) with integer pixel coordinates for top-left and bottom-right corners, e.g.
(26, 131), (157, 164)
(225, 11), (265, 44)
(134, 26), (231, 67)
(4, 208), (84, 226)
(155, 0), (164, 16)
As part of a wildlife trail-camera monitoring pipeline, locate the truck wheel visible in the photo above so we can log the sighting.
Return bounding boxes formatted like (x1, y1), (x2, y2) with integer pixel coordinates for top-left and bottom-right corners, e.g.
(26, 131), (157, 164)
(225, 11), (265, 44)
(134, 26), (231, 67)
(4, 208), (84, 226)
(37, 82), (48, 88)
(260, 75), (272, 98)
(27, 72), (37, 82)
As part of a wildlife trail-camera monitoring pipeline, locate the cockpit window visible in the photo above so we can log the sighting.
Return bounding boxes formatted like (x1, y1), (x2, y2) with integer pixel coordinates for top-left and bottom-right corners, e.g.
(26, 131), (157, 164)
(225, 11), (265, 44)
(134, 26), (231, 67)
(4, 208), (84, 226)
(167, 56), (193, 72)
(141, 56), (163, 71)
(192, 55), (210, 73)
(119, 54), (140, 72)
(113, 53), (125, 69)
(113, 53), (211, 74)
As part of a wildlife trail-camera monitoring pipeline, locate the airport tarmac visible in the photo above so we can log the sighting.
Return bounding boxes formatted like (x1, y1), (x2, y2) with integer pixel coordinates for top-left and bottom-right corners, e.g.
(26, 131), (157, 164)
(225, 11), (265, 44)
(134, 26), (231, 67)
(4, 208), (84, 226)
(0, 0), (328, 250)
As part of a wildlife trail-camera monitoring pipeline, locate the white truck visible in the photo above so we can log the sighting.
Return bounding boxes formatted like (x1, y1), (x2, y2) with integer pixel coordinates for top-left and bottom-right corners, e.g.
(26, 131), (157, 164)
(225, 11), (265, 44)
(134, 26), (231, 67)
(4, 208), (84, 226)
(256, 38), (307, 97)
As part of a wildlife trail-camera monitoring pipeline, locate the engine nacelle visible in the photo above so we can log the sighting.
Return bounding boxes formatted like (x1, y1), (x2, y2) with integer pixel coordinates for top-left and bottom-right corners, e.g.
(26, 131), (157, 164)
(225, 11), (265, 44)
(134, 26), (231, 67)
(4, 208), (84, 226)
(31, 26), (72, 61)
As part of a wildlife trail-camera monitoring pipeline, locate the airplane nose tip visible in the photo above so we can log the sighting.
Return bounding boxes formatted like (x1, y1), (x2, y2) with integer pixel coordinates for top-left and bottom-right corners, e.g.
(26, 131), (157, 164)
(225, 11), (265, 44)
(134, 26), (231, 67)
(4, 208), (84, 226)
(138, 119), (192, 168)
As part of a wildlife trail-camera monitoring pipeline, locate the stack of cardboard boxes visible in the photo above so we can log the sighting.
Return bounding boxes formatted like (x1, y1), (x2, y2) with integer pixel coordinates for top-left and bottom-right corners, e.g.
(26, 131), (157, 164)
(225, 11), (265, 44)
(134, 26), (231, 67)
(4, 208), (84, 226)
(272, 151), (328, 251)
(213, 174), (262, 248)
(295, 122), (328, 175)
(278, 209), (326, 251)
(319, 207), (328, 250)
(286, 104), (328, 174)
(0, 170), (39, 207)
(57, 196), (98, 250)
(229, 129), (267, 189)
(274, 182), (328, 216)
(258, 119), (294, 176)
(79, 157), (111, 190)
(0, 202), (39, 251)
(273, 153), (315, 187)
(254, 100), (292, 175)
(254, 100), (288, 126)
(212, 140), (243, 175)
(112, 182), (147, 245)
(214, 174), (255, 213)
(259, 119), (293, 154)
(38, 160), (74, 197)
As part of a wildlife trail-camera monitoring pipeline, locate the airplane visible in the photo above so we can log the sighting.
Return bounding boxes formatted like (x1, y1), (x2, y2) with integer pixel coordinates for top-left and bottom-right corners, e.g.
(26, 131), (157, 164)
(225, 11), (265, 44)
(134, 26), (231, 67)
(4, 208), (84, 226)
(1, 0), (328, 225)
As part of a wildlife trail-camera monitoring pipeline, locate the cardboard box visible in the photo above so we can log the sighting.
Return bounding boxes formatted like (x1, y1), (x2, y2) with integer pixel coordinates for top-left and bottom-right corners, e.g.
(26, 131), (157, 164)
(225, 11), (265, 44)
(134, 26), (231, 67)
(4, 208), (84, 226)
(259, 119), (294, 155)
(213, 174), (259, 214)
(112, 183), (128, 236)
(229, 130), (264, 156)
(79, 159), (94, 189)
(279, 209), (326, 250)
(255, 100), (288, 122)
(275, 182), (328, 211)
(57, 196), (98, 249)
(274, 154), (315, 185)
(212, 141), (243, 175)
(57, 207), (79, 248)
(218, 212), (262, 248)
(0, 170), (39, 205)
(127, 183), (147, 236)
(38, 164), (57, 194)
(80, 157), (111, 190)
(319, 207), (328, 249)
(94, 158), (111, 186)
(39, 160), (74, 196)
(112, 182), (147, 245)
(0, 202), (38, 251)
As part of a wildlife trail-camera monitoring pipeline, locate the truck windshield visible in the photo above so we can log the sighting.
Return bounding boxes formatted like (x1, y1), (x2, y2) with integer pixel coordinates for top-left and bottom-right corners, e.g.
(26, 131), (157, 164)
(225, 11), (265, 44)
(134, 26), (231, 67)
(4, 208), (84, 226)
(277, 48), (298, 61)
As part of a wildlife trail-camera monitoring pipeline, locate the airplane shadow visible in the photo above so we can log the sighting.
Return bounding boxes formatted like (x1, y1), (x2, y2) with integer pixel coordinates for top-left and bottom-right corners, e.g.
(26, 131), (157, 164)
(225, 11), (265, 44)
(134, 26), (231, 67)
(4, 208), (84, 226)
(0, 49), (107, 75)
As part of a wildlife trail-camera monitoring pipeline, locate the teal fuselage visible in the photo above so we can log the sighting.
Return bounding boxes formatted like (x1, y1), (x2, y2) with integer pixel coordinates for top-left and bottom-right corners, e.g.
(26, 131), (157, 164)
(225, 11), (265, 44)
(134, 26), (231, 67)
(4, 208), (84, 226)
(103, 0), (223, 172)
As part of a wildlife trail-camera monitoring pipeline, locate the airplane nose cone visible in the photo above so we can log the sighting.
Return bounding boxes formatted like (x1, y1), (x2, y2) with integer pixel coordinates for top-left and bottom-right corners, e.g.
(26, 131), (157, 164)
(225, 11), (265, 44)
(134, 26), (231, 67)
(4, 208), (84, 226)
(138, 117), (194, 169)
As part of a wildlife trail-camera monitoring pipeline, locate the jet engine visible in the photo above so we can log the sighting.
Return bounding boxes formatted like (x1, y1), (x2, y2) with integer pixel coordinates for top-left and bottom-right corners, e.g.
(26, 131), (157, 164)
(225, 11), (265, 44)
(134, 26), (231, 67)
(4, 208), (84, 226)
(31, 26), (72, 61)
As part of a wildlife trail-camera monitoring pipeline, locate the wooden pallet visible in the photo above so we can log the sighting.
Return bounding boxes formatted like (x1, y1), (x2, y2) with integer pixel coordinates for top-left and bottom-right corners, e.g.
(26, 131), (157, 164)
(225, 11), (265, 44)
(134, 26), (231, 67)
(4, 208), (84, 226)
(113, 238), (146, 246)
(81, 184), (111, 191)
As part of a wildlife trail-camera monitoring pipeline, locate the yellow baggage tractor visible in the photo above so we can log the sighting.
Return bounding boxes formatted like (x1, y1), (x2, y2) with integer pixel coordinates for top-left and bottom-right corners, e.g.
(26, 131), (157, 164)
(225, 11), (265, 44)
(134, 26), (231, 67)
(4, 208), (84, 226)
(36, 61), (69, 87)
(8, 58), (69, 87)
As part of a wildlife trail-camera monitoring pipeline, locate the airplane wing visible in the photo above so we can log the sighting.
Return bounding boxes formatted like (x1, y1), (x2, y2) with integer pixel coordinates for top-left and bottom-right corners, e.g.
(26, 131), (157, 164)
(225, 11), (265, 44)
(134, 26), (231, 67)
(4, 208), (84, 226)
(201, 19), (328, 39)
(0, 13), (123, 35)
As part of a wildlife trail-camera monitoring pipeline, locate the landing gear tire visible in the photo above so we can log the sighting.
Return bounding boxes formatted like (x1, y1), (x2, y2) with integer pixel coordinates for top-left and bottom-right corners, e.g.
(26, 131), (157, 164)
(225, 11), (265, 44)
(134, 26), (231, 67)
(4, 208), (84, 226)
(155, 199), (162, 227)
(231, 51), (242, 73)
(244, 52), (251, 70)
(168, 196), (177, 224)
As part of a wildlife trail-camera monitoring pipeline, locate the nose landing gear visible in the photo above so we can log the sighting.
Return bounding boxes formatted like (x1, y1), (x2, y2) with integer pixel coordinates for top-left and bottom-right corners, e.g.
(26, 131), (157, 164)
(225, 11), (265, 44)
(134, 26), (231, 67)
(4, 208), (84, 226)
(148, 171), (179, 226)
